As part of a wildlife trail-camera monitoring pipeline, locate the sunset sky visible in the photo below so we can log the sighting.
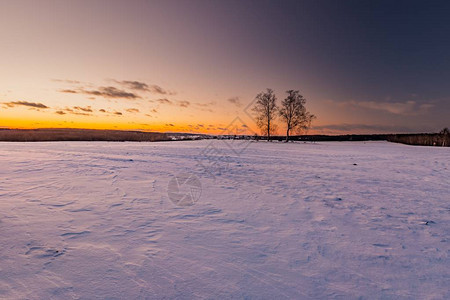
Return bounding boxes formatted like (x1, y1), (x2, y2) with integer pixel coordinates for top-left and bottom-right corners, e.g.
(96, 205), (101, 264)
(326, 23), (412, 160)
(1, 0), (449, 135)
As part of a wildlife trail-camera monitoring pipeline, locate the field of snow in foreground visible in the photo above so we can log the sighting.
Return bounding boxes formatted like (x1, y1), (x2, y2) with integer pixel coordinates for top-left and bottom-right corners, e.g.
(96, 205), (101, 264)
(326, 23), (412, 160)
(0, 140), (448, 299)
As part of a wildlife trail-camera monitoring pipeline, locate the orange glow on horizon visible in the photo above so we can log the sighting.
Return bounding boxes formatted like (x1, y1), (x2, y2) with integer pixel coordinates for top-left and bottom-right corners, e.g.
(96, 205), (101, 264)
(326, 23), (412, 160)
(0, 116), (261, 135)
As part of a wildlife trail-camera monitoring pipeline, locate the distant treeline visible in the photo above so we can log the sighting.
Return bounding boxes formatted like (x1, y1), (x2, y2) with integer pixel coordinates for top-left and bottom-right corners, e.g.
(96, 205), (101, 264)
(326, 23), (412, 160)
(386, 129), (449, 147)
(263, 134), (388, 142)
(234, 129), (449, 147)
(0, 128), (169, 142)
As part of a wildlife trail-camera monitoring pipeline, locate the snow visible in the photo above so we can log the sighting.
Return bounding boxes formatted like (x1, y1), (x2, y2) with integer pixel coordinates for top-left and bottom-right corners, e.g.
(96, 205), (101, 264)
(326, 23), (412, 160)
(0, 140), (448, 299)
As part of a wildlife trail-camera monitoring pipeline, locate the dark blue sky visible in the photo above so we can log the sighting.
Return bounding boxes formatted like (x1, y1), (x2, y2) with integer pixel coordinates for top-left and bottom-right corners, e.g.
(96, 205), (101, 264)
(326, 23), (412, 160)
(165, 0), (450, 132)
(205, 0), (450, 99)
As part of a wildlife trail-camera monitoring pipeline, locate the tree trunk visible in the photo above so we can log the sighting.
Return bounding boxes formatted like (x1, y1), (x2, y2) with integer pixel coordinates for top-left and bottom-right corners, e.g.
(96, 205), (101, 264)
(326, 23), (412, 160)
(286, 128), (290, 142)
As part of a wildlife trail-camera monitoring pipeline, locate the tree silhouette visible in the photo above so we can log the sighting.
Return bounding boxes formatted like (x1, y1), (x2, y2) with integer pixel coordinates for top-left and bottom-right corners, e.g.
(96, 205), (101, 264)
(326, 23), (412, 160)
(279, 90), (315, 141)
(252, 88), (278, 141)
(440, 128), (449, 146)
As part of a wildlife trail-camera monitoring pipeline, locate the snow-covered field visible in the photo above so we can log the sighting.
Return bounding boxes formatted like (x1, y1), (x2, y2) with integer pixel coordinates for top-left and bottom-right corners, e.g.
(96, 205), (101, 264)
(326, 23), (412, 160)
(0, 140), (448, 299)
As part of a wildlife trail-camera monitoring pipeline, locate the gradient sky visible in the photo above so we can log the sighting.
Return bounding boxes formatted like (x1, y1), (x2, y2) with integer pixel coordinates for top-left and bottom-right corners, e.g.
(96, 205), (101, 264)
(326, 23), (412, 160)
(1, 0), (449, 134)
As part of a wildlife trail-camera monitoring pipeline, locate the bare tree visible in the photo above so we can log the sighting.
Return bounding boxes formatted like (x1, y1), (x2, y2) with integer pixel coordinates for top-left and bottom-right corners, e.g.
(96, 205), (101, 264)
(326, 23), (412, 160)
(440, 127), (449, 146)
(252, 88), (278, 141)
(279, 90), (315, 142)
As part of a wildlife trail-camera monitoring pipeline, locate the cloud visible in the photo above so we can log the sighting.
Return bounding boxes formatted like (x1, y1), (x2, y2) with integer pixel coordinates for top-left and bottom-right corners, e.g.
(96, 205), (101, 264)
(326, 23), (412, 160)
(63, 109), (90, 116)
(149, 85), (173, 95)
(113, 80), (175, 95)
(83, 86), (139, 99)
(126, 108), (140, 113)
(194, 101), (216, 107)
(177, 100), (190, 108)
(56, 106), (93, 116)
(96, 108), (123, 115)
(3, 101), (49, 109)
(94, 108), (124, 116)
(59, 89), (78, 94)
(59, 86), (139, 99)
(155, 98), (190, 108)
(52, 79), (81, 84)
(144, 108), (158, 117)
(56, 79), (176, 99)
(114, 80), (150, 91)
(227, 97), (241, 107)
(156, 98), (172, 105)
(73, 106), (93, 112)
(192, 101), (215, 112)
(333, 99), (434, 116)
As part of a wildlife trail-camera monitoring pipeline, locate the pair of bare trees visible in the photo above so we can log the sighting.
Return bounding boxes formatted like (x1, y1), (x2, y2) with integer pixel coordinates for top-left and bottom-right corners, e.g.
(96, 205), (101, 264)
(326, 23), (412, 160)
(252, 88), (315, 141)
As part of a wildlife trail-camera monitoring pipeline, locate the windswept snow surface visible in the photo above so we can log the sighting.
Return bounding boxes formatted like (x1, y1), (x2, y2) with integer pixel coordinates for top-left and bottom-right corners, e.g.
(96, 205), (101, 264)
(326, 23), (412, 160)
(0, 141), (449, 299)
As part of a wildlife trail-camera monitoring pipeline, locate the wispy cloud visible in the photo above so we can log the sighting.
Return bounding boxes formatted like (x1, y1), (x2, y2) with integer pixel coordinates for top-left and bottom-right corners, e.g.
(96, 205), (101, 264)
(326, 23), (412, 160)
(156, 98), (172, 105)
(54, 106), (94, 116)
(59, 108), (90, 116)
(145, 108), (158, 117)
(126, 108), (140, 113)
(82, 86), (140, 99)
(177, 100), (190, 108)
(332, 99), (434, 115)
(148, 84), (174, 95)
(192, 101), (215, 112)
(154, 98), (190, 108)
(73, 106), (93, 112)
(227, 97), (241, 107)
(194, 101), (216, 107)
(113, 80), (175, 95)
(95, 108), (125, 116)
(3, 101), (49, 109)
(59, 89), (78, 94)
(57, 79), (141, 99)
(56, 79), (178, 107)
(52, 79), (82, 84)
(113, 80), (149, 91)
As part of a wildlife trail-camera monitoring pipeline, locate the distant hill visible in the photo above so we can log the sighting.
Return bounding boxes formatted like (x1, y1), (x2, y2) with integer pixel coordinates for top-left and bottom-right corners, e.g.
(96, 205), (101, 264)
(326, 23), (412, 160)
(0, 128), (169, 142)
